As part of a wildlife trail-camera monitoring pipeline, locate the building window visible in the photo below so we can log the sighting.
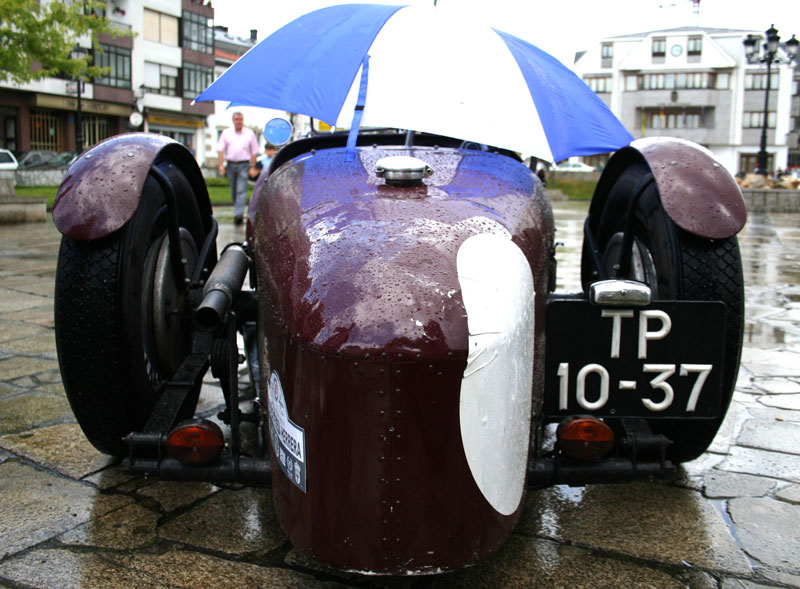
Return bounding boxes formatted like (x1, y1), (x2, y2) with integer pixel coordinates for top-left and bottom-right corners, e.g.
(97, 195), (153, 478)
(182, 11), (213, 54)
(743, 111), (776, 128)
(144, 9), (179, 46)
(82, 115), (113, 148)
(144, 62), (179, 96)
(601, 43), (613, 59)
(635, 72), (717, 90)
(625, 75), (637, 91)
(745, 71), (779, 90)
(585, 76), (611, 93)
(716, 72), (730, 90)
(688, 36), (702, 56)
(30, 109), (61, 151)
(643, 107), (710, 129)
(740, 153), (774, 174)
(183, 63), (213, 100)
(95, 44), (131, 88)
(652, 37), (666, 57)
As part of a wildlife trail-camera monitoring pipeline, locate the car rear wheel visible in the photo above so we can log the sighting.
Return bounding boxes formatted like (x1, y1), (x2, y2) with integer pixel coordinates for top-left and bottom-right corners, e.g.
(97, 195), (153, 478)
(581, 165), (744, 463)
(55, 160), (209, 456)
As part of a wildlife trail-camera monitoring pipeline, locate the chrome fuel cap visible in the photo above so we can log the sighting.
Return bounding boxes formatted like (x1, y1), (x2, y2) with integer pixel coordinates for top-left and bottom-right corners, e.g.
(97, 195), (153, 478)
(375, 155), (433, 185)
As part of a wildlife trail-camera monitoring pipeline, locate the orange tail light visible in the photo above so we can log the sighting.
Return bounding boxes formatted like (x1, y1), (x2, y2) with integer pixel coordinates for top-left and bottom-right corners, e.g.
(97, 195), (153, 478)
(556, 417), (615, 461)
(166, 420), (225, 465)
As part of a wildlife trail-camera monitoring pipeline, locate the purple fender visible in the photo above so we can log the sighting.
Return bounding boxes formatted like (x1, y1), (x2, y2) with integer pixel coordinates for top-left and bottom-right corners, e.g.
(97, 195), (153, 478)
(592, 137), (746, 239)
(53, 133), (212, 240)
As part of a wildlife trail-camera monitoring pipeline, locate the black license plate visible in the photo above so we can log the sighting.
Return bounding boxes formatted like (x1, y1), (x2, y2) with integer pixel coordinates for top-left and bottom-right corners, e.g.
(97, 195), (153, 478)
(544, 300), (726, 419)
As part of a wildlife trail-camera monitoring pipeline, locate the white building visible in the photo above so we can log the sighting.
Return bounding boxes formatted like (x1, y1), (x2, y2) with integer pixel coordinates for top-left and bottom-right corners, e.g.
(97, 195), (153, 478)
(574, 26), (799, 174)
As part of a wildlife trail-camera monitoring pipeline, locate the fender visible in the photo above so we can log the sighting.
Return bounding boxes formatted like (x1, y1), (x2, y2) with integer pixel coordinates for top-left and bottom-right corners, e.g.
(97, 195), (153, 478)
(590, 137), (746, 240)
(53, 133), (213, 240)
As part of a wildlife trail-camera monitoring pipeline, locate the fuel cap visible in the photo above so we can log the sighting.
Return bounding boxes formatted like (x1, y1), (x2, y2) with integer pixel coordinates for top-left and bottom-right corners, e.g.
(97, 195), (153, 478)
(375, 155), (433, 186)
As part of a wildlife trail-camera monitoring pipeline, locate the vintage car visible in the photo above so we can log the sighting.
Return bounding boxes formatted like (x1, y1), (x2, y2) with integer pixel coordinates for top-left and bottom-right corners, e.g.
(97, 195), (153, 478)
(52, 129), (745, 575)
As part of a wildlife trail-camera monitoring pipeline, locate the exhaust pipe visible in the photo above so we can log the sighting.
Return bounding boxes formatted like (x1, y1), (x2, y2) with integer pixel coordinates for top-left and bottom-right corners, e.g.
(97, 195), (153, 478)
(195, 245), (250, 330)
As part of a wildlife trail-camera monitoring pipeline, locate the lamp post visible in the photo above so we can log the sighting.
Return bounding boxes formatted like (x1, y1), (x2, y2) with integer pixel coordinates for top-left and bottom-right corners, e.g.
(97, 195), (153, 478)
(70, 45), (87, 154)
(743, 26), (799, 175)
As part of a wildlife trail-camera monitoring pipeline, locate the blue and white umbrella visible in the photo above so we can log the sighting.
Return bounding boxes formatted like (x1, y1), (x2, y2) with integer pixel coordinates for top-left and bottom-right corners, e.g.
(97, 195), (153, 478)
(196, 4), (633, 162)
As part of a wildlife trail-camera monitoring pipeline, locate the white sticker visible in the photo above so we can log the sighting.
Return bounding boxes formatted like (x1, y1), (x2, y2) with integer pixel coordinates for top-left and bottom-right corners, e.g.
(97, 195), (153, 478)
(268, 371), (307, 492)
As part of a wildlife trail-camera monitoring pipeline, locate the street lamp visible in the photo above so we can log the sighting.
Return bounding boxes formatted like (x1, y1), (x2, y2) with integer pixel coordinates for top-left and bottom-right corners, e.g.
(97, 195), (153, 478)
(70, 45), (87, 154)
(743, 26), (799, 175)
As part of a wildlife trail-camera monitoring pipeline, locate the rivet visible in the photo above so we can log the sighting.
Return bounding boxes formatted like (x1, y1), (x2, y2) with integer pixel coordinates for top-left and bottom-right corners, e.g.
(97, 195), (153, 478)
(669, 161), (678, 166)
(127, 152), (135, 157)
(395, 410), (402, 417)
(85, 154), (92, 159)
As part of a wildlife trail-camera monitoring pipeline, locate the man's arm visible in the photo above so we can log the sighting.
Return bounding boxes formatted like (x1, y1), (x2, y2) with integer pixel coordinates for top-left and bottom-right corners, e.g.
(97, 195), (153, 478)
(218, 150), (226, 175)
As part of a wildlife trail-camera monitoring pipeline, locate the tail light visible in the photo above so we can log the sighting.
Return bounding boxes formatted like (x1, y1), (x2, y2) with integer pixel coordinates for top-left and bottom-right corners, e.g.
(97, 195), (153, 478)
(556, 417), (614, 461)
(166, 420), (225, 465)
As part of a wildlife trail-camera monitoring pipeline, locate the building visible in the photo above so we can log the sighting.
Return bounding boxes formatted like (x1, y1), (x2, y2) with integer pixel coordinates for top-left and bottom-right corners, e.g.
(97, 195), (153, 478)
(574, 26), (800, 174)
(0, 0), (215, 165)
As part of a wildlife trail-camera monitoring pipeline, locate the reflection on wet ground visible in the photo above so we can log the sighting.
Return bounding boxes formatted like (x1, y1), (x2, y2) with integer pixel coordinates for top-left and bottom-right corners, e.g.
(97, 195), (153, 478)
(1, 203), (799, 588)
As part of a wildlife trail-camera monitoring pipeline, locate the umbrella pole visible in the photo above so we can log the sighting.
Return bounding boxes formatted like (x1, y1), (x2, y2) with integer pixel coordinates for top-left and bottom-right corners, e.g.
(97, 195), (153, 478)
(345, 55), (371, 162)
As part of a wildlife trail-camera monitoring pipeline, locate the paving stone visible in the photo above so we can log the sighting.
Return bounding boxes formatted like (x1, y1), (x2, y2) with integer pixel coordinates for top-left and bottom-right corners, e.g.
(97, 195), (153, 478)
(746, 404), (800, 423)
(0, 391), (72, 434)
(719, 446), (800, 483)
(751, 377), (800, 394)
(0, 320), (49, 343)
(58, 504), (160, 549)
(159, 488), (285, 555)
(517, 482), (751, 575)
(704, 470), (776, 499)
(708, 402), (749, 454)
(0, 355), (59, 380)
(736, 418), (800, 455)
(740, 349), (800, 374)
(429, 536), (707, 589)
(137, 480), (219, 513)
(729, 497), (800, 571)
(1, 331), (57, 355)
(0, 288), (51, 313)
(82, 466), (140, 490)
(759, 567), (800, 588)
(0, 423), (115, 480)
(0, 546), (346, 589)
(0, 460), (131, 559)
(775, 483), (800, 505)
(758, 393), (800, 411)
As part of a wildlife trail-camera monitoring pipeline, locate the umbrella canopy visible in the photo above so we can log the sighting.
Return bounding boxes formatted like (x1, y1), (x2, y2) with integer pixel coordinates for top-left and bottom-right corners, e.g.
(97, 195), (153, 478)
(196, 4), (633, 162)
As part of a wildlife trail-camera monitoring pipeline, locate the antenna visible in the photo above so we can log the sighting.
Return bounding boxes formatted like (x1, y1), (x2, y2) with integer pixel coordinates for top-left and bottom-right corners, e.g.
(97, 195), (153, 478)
(692, 0), (700, 26)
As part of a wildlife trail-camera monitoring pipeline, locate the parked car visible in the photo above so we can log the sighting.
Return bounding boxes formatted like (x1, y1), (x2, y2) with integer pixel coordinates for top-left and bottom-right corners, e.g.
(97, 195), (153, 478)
(16, 150), (57, 168)
(51, 131), (746, 575)
(552, 160), (596, 173)
(0, 148), (18, 171)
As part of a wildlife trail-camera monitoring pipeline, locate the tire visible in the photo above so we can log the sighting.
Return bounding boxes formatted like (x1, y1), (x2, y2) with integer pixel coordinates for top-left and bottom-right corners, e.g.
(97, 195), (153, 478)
(54, 160), (210, 456)
(581, 164), (744, 463)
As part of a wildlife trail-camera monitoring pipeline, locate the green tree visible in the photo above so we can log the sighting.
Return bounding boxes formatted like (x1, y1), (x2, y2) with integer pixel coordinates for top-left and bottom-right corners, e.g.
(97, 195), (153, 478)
(0, 0), (129, 84)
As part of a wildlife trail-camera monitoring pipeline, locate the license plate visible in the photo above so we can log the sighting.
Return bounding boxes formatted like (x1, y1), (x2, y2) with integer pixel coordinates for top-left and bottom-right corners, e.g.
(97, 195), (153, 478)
(543, 299), (726, 419)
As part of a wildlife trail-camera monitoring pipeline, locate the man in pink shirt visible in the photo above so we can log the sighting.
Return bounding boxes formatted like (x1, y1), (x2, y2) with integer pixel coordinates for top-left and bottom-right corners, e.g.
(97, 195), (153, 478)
(217, 112), (259, 225)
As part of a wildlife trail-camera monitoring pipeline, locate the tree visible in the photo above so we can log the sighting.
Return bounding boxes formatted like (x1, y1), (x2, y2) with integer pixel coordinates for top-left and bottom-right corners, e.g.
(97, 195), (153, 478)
(0, 0), (130, 85)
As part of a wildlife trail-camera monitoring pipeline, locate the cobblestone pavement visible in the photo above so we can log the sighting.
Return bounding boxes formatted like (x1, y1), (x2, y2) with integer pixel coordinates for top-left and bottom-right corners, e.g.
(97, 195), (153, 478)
(1, 204), (799, 588)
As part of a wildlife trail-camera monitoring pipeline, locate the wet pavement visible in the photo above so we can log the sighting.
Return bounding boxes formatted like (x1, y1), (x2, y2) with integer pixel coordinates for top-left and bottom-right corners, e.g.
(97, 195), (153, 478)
(1, 203), (799, 588)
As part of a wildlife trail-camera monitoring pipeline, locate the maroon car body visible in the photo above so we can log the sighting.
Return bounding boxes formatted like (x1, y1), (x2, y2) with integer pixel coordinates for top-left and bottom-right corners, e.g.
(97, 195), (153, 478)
(52, 131), (746, 575)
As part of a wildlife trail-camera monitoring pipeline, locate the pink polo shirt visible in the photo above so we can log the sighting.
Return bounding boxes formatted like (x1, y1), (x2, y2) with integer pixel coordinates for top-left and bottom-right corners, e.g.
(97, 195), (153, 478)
(217, 127), (258, 162)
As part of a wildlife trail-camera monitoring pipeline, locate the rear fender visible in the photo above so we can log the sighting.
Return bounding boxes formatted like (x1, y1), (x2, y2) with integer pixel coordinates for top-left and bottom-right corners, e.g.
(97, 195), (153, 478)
(53, 133), (213, 240)
(589, 137), (746, 239)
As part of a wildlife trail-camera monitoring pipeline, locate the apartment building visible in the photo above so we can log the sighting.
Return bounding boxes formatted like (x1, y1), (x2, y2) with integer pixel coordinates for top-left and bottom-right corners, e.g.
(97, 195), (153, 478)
(574, 26), (800, 174)
(0, 0), (215, 164)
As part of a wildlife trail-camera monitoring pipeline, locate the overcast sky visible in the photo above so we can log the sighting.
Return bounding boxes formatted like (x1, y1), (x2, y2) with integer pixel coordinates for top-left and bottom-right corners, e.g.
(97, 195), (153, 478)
(213, 0), (800, 66)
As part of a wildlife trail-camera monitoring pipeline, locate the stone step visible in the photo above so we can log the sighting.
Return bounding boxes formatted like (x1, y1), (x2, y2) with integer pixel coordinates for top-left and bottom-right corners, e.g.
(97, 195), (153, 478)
(0, 196), (47, 224)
